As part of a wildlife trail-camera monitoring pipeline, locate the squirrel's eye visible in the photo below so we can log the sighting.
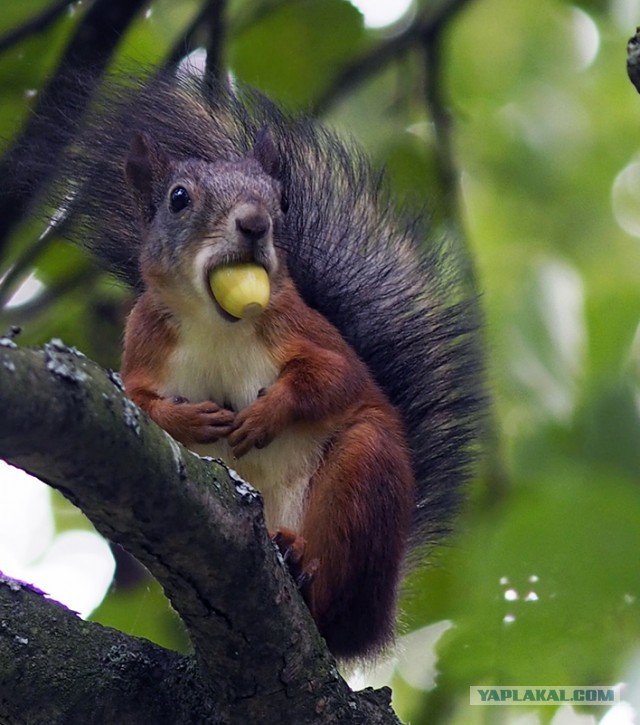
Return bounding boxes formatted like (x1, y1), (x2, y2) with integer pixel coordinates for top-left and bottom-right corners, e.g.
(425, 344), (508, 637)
(280, 192), (289, 214)
(169, 186), (190, 213)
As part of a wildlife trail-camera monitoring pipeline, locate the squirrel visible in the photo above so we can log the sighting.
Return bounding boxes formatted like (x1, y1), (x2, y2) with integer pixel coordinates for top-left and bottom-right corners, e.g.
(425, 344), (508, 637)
(121, 128), (415, 659)
(38, 72), (483, 660)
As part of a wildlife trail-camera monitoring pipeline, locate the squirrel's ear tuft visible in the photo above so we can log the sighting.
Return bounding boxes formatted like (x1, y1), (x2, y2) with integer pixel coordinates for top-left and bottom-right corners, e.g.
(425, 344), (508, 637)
(124, 132), (169, 222)
(253, 126), (280, 180)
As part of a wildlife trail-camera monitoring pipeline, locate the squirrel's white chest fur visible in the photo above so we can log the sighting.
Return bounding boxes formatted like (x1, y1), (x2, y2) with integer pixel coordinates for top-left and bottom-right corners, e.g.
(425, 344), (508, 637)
(165, 312), (278, 412)
(158, 306), (323, 531)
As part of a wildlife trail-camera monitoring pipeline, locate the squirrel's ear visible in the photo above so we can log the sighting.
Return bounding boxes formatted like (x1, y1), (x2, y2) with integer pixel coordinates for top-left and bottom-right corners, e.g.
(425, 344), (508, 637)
(124, 132), (169, 221)
(253, 126), (281, 180)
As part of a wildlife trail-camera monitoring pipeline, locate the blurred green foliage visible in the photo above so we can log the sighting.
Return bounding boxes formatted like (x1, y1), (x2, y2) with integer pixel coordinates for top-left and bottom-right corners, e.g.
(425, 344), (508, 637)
(1, 0), (640, 722)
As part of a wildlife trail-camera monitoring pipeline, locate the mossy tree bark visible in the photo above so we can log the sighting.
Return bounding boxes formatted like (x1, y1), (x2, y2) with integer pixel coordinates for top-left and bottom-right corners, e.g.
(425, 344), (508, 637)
(0, 338), (400, 725)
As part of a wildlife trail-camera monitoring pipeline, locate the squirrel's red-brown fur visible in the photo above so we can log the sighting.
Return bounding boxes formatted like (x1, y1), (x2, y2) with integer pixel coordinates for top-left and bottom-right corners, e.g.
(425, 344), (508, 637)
(123, 276), (414, 658)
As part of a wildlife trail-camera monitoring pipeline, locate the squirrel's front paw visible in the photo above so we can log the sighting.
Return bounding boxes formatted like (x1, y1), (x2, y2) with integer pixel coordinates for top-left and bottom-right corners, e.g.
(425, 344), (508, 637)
(157, 399), (235, 445)
(227, 399), (277, 457)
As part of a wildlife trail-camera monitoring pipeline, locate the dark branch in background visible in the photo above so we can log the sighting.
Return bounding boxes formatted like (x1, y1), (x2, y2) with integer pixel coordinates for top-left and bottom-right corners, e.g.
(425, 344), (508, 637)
(421, 32), (457, 216)
(0, 0), (148, 256)
(418, 3), (510, 505)
(312, 0), (475, 117)
(0, 266), (101, 326)
(203, 0), (227, 98)
(0, 0), (76, 55)
(0, 340), (400, 724)
(424, 0), (476, 32)
(0, 213), (71, 308)
(313, 0), (476, 281)
(419, 17), (472, 290)
(627, 28), (640, 93)
(164, 0), (228, 83)
(312, 24), (420, 117)
(0, 236), (51, 308)
(166, 0), (298, 71)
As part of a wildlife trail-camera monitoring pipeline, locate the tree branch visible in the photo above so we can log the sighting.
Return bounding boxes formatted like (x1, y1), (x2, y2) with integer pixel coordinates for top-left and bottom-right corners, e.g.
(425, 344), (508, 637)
(0, 266), (99, 326)
(0, 0), (148, 256)
(312, 0), (475, 116)
(204, 0), (227, 97)
(418, 13), (479, 295)
(0, 338), (400, 723)
(0, 576), (204, 724)
(0, 0), (76, 55)
(628, 28), (640, 93)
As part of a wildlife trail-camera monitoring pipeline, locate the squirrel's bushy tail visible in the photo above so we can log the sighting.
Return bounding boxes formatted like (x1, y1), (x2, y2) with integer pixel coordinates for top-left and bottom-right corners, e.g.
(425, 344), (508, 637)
(37, 71), (483, 554)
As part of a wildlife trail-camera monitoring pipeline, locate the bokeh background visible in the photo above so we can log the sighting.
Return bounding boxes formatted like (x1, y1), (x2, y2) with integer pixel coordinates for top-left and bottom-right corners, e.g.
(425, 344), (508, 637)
(1, 1), (640, 722)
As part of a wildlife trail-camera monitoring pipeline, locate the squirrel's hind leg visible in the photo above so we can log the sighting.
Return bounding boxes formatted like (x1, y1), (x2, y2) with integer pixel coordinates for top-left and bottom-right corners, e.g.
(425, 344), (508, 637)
(299, 419), (414, 660)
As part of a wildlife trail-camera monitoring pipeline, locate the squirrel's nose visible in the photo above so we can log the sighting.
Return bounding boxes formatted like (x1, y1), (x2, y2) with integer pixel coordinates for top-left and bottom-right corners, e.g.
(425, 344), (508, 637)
(235, 205), (271, 243)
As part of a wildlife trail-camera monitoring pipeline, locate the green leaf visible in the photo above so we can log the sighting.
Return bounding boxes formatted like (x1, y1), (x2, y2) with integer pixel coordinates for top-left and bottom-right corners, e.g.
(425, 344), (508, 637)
(439, 477), (640, 689)
(229, 0), (367, 107)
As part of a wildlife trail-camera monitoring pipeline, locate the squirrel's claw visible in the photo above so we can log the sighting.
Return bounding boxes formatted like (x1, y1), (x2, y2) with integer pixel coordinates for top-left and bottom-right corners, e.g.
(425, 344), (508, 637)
(270, 527), (317, 598)
(228, 403), (275, 457)
(160, 399), (235, 445)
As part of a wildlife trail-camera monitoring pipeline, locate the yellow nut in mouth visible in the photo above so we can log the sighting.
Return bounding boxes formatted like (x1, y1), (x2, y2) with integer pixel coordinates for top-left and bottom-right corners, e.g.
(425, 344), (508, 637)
(209, 263), (270, 320)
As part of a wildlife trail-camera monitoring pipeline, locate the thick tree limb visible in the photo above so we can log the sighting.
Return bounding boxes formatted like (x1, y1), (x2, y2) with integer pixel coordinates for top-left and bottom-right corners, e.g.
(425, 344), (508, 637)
(0, 338), (400, 724)
(0, 576), (206, 725)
